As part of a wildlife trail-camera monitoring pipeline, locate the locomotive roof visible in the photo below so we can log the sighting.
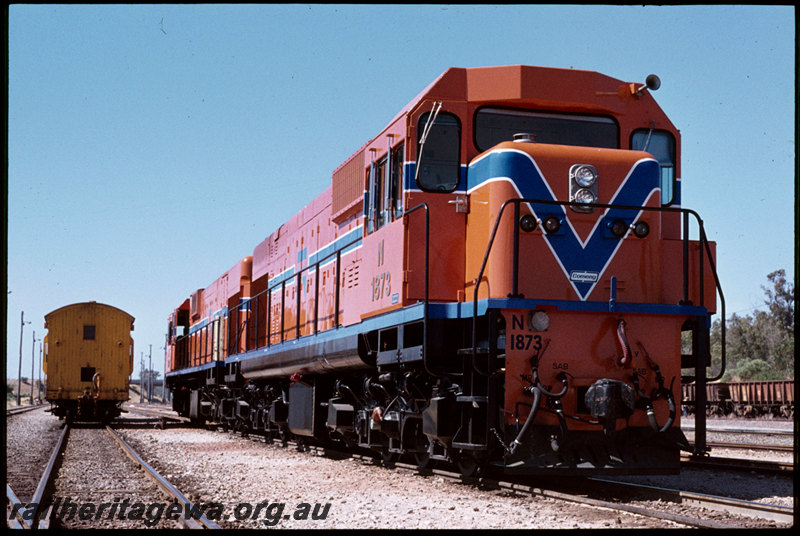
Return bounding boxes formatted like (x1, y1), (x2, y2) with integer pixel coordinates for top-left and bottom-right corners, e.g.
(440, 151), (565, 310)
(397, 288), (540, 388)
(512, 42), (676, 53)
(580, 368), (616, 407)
(388, 64), (672, 125)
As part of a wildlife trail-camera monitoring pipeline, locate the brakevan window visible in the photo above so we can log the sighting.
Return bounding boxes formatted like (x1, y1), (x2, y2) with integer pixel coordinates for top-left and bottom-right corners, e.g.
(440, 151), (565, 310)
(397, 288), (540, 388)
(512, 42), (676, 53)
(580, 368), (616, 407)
(475, 108), (619, 151)
(416, 112), (460, 192)
(83, 325), (96, 340)
(81, 366), (96, 382)
(631, 129), (676, 205)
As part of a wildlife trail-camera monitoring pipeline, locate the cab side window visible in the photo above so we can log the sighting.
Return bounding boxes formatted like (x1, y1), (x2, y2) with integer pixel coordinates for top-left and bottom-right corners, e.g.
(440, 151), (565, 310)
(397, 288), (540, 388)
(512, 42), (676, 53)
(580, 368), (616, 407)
(632, 129), (676, 205)
(416, 112), (460, 192)
(366, 141), (405, 233)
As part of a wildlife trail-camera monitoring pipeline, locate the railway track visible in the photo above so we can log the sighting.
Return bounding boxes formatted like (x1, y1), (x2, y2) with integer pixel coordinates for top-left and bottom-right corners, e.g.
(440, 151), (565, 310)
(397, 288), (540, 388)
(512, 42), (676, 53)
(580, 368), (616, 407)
(6, 404), (47, 417)
(329, 448), (794, 528)
(114, 405), (794, 528)
(6, 421), (219, 529)
(230, 429), (792, 528)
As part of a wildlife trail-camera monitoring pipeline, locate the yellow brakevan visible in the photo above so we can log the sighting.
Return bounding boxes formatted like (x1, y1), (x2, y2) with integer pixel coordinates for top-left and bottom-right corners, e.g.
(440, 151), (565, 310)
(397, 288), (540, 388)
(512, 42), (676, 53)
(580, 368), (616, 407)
(43, 301), (134, 422)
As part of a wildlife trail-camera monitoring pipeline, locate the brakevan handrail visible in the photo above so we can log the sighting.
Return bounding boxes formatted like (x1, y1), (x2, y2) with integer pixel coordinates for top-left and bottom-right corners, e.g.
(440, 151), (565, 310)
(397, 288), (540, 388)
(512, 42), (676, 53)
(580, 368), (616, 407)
(471, 197), (726, 382)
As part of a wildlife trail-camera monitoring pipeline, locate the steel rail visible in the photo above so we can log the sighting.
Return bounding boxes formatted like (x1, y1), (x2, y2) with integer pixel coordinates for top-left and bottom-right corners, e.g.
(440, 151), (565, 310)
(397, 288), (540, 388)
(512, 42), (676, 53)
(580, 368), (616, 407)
(681, 454), (793, 474)
(353, 454), (744, 529)
(105, 426), (220, 529)
(588, 477), (794, 526)
(6, 405), (45, 417)
(6, 423), (69, 530)
(29, 423), (70, 530)
(6, 484), (27, 529)
(691, 440), (794, 453)
(681, 425), (794, 436)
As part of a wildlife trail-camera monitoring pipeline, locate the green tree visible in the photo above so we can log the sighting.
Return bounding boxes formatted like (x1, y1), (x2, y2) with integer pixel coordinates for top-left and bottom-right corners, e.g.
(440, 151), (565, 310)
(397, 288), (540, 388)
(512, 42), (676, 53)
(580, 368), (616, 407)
(762, 269), (794, 334)
(709, 270), (794, 381)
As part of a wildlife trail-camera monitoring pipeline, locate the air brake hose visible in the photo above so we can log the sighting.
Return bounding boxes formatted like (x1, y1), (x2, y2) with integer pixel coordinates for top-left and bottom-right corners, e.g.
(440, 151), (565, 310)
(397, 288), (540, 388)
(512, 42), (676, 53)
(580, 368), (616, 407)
(528, 340), (567, 398)
(630, 359), (676, 433)
(508, 385), (541, 456)
(532, 368), (568, 398)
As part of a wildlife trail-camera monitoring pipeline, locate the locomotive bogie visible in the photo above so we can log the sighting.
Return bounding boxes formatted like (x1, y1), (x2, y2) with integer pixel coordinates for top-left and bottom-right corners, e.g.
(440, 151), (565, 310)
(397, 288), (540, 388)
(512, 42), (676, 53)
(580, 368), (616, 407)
(43, 302), (134, 422)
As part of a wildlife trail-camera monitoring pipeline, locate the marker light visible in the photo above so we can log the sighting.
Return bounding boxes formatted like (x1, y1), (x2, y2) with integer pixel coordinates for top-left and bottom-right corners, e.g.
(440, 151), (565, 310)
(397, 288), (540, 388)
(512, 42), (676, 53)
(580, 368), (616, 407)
(530, 311), (550, 332)
(610, 219), (628, 238)
(543, 216), (561, 234)
(519, 214), (538, 233)
(633, 221), (650, 238)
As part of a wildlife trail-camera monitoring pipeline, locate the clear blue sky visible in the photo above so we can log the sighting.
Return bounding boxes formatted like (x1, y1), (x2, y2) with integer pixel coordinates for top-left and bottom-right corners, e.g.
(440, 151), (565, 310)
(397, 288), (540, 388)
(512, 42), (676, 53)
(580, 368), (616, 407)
(6, 5), (796, 382)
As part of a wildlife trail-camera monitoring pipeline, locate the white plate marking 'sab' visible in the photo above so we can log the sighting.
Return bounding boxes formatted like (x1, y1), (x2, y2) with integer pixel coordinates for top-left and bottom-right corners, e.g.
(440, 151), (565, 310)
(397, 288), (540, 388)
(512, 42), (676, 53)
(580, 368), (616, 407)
(468, 149), (660, 301)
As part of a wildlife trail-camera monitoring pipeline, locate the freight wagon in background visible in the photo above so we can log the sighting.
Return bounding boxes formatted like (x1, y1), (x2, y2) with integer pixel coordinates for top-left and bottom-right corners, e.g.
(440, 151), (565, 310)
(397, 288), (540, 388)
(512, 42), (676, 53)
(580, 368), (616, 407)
(166, 64), (726, 477)
(43, 302), (135, 423)
(682, 380), (794, 418)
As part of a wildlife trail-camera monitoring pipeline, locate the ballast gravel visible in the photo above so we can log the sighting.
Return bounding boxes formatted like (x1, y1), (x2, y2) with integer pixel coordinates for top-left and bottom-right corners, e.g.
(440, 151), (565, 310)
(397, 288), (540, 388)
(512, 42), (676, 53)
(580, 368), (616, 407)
(116, 420), (793, 530)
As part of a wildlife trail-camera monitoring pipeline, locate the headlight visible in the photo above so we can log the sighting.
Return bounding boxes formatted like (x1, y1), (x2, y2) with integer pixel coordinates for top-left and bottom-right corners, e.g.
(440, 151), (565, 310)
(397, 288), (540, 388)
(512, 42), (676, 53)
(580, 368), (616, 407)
(571, 165), (597, 187)
(573, 188), (597, 205)
(569, 164), (599, 213)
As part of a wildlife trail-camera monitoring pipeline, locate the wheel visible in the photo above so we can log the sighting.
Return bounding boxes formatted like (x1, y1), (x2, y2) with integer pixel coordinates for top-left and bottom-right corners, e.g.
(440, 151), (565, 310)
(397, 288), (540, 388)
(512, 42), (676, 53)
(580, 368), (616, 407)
(413, 437), (433, 471)
(457, 453), (479, 478)
(414, 450), (431, 470)
(457, 452), (487, 478)
(381, 449), (399, 468)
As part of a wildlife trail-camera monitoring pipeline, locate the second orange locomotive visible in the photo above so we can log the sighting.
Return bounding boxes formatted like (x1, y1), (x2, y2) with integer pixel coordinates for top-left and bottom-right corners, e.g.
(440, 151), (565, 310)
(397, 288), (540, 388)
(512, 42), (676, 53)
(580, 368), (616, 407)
(166, 65), (722, 475)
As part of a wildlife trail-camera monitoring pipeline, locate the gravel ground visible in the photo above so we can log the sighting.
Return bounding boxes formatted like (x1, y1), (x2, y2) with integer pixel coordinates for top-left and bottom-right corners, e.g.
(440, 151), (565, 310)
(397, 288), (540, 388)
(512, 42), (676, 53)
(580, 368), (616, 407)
(5, 406), (62, 502)
(116, 418), (794, 530)
(612, 415), (795, 512)
(7, 407), (794, 529)
(48, 426), (183, 529)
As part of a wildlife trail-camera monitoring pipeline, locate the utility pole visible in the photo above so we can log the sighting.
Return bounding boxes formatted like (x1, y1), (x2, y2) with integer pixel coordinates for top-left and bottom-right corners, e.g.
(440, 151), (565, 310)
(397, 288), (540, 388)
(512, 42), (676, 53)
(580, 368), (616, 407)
(30, 330), (38, 404)
(140, 353), (145, 403)
(38, 340), (43, 403)
(148, 344), (152, 404)
(17, 311), (30, 406)
(163, 338), (168, 402)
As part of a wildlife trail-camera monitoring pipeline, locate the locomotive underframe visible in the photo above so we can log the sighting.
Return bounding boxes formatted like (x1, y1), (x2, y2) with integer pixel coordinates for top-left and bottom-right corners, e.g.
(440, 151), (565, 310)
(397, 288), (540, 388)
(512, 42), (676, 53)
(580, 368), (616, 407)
(167, 305), (704, 476)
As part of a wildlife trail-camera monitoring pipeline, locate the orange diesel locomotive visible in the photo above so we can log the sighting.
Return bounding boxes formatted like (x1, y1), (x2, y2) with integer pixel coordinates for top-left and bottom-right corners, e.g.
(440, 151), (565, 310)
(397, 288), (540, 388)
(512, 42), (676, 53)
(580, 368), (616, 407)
(166, 65), (724, 475)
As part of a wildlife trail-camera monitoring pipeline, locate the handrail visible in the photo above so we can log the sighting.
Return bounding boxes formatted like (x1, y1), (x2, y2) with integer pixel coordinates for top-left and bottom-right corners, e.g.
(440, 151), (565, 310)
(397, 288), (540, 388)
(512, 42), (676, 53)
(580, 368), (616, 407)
(472, 197), (725, 381)
(402, 203), (432, 375)
(218, 204), (430, 372)
(222, 233), (363, 355)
